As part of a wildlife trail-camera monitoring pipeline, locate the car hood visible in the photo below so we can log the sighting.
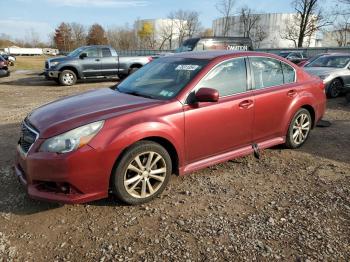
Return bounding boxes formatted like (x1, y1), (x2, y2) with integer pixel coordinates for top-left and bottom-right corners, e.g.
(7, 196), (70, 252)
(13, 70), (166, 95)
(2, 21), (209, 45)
(27, 88), (163, 138)
(47, 56), (74, 63)
(303, 67), (343, 77)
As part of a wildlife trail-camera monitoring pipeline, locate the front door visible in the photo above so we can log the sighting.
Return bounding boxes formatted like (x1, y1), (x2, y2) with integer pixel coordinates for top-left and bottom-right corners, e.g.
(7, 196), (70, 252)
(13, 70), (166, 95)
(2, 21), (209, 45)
(184, 57), (254, 164)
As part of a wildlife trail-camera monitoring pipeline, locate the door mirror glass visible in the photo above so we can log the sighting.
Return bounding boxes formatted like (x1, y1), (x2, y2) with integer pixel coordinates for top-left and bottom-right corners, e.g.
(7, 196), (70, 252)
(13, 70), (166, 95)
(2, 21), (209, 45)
(79, 53), (87, 59)
(195, 88), (219, 103)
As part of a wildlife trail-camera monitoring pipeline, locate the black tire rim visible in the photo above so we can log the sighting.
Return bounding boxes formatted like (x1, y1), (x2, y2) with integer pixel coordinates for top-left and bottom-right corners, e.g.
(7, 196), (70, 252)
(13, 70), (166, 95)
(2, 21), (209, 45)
(330, 80), (342, 97)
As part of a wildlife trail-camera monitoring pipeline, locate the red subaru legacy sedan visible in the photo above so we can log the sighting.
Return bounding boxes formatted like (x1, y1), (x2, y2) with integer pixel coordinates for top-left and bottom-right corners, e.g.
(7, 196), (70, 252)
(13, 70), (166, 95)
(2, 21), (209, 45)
(15, 51), (326, 205)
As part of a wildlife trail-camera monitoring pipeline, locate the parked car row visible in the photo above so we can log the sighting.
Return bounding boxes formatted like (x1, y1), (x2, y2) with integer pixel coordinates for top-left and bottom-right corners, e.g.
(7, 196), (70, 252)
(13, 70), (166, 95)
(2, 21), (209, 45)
(276, 51), (350, 98)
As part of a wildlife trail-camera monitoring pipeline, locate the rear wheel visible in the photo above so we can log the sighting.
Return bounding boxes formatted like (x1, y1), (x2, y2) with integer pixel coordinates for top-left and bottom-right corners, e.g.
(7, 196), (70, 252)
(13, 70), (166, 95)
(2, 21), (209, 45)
(285, 108), (312, 149)
(59, 70), (77, 86)
(327, 78), (343, 98)
(112, 141), (172, 205)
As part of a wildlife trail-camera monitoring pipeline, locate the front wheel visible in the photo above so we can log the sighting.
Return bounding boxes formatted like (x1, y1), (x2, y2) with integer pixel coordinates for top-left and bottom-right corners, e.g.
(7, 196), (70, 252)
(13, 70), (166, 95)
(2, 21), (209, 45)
(327, 78), (343, 98)
(112, 141), (172, 205)
(59, 70), (77, 86)
(285, 108), (312, 149)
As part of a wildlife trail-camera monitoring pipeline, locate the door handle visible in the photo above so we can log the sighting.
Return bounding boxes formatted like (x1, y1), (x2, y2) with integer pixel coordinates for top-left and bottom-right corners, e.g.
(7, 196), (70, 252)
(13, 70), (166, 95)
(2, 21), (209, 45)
(287, 89), (297, 97)
(239, 99), (254, 109)
(95, 59), (100, 62)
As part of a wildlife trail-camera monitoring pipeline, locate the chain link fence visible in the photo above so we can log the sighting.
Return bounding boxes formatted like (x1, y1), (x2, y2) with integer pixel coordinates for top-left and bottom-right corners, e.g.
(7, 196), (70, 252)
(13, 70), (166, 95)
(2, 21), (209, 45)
(118, 47), (350, 57)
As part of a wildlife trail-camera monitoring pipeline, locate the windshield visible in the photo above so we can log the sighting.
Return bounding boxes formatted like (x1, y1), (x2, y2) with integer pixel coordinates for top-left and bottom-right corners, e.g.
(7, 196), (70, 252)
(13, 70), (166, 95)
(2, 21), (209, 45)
(306, 55), (350, 68)
(116, 57), (209, 100)
(67, 47), (86, 57)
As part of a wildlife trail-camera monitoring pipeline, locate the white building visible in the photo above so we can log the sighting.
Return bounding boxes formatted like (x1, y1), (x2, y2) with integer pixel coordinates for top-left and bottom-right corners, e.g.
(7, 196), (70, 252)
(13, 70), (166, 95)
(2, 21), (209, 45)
(134, 18), (187, 49)
(213, 13), (318, 48)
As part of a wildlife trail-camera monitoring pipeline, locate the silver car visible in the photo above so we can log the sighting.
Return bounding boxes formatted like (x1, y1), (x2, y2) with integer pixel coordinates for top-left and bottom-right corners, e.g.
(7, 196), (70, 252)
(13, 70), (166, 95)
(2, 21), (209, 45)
(303, 54), (350, 98)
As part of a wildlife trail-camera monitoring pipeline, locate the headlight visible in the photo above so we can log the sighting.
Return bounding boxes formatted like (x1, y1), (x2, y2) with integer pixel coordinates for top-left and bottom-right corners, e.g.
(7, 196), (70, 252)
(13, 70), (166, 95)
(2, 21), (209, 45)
(318, 75), (330, 80)
(40, 121), (104, 153)
(50, 61), (60, 67)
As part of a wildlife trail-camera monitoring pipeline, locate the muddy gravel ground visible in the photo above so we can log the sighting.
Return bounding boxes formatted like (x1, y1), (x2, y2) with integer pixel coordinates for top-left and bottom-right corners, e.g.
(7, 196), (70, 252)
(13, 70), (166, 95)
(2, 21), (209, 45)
(0, 71), (349, 261)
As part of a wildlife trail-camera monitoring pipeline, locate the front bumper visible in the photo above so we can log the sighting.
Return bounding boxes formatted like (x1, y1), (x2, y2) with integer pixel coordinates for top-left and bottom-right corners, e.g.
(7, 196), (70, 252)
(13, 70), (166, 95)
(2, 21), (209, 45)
(15, 143), (110, 204)
(44, 70), (60, 79)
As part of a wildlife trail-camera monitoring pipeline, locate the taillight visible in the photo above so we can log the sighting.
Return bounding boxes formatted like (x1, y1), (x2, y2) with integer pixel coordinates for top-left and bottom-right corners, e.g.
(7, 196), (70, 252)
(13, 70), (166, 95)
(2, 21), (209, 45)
(148, 56), (153, 62)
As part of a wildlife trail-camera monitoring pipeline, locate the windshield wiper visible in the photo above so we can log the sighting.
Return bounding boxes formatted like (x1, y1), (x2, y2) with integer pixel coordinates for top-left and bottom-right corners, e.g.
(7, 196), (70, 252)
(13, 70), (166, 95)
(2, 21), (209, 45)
(120, 90), (155, 99)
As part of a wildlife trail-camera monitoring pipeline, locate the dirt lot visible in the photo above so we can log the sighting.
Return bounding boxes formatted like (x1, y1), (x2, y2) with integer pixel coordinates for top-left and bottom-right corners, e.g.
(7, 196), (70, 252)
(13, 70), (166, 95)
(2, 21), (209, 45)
(0, 71), (349, 261)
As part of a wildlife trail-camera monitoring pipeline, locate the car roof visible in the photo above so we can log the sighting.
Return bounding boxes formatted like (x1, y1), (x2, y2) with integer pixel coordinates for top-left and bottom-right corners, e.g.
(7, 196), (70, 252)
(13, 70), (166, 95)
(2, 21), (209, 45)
(169, 50), (281, 60)
(319, 53), (350, 57)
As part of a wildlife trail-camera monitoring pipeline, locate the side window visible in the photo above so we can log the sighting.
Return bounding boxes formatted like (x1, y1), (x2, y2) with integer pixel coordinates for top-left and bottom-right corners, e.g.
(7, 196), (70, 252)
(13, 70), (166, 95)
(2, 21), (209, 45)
(102, 48), (112, 57)
(282, 63), (296, 84)
(197, 58), (247, 97)
(85, 48), (100, 58)
(250, 57), (284, 89)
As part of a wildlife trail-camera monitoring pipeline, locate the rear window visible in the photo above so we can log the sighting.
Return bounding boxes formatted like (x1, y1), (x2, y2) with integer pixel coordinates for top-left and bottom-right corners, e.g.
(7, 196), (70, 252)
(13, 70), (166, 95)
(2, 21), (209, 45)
(250, 57), (284, 89)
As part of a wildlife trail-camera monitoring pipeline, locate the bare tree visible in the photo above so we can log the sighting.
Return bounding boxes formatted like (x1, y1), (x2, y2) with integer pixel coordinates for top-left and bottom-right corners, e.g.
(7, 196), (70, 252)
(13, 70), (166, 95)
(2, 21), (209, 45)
(184, 11), (202, 38)
(70, 23), (86, 48)
(215, 0), (236, 36)
(281, 0), (329, 47)
(107, 26), (137, 50)
(253, 25), (268, 48)
(158, 19), (176, 50)
(239, 7), (261, 38)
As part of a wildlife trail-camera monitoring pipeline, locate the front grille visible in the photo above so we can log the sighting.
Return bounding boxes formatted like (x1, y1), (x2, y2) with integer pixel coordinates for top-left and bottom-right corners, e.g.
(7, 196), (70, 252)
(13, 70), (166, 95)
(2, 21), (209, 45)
(45, 61), (49, 69)
(19, 121), (38, 153)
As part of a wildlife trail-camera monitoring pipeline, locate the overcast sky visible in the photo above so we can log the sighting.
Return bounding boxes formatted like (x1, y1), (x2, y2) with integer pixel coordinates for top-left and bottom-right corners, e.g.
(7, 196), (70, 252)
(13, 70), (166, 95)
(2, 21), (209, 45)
(0, 0), (334, 42)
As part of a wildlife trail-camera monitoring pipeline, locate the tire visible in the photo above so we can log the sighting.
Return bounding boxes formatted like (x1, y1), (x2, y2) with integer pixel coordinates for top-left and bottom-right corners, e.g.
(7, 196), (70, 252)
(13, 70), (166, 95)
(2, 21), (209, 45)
(59, 70), (77, 86)
(285, 108), (312, 149)
(327, 78), (343, 98)
(112, 141), (172, 205)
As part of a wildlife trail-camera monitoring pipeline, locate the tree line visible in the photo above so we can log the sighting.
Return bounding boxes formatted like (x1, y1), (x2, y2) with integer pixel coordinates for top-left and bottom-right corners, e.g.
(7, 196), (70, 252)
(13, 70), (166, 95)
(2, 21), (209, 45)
(0, 0), (349, 50)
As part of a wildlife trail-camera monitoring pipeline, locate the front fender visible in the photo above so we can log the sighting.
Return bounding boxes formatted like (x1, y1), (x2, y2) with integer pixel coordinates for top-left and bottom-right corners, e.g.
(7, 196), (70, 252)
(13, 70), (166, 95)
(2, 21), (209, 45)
(89, 120), (184, 178)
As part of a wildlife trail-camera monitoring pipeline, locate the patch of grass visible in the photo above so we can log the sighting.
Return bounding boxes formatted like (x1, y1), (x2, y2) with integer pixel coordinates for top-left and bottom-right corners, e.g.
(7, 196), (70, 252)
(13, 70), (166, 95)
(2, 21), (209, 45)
(13, 56), (48, 71)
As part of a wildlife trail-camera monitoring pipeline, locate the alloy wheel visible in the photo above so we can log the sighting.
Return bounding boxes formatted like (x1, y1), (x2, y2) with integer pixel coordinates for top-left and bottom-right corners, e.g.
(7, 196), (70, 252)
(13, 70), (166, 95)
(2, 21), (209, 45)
(62, 73), (74, 85)
(330, 80), (341, 98)
(292, 113), (311, 145)
(124, 151), (167, 198)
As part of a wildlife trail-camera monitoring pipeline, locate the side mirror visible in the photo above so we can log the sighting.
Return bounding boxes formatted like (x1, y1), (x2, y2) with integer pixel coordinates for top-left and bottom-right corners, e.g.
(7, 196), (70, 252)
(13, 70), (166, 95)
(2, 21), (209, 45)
(79, 53), (87, 59)
(195, 88), (219, 103)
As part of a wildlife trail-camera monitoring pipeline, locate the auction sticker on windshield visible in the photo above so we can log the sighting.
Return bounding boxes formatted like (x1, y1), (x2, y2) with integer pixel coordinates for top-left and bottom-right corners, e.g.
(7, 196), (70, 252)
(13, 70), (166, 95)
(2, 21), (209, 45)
(175, 65), (200, 71)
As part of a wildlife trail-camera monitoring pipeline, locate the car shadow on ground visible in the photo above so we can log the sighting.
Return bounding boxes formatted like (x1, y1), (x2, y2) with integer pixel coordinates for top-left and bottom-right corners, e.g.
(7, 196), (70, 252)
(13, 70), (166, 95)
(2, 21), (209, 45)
(0, 73), (119, 87)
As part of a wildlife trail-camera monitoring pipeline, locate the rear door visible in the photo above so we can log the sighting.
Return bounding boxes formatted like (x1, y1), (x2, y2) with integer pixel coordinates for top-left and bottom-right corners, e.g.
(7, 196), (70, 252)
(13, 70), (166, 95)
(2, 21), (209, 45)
(80, 47), (102, 77)
(249, 56), (298, 143)
(100, 47), (119, 76)
(184, 57), (254, 163)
